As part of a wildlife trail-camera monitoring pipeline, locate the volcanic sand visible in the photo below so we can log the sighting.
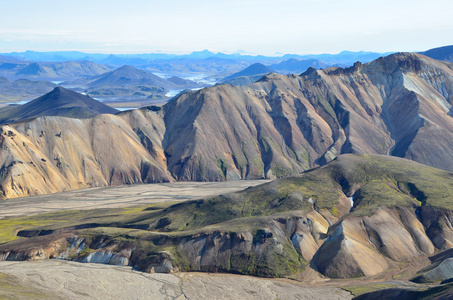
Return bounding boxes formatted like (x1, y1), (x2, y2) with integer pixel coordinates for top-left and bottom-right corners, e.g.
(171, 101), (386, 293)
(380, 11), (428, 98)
(0, 180), (270, 219)
(0, 260), (353, 300)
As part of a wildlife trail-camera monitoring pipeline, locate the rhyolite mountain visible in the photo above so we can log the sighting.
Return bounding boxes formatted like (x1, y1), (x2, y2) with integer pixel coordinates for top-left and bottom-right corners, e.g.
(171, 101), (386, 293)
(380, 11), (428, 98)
(0, 86), (118, 124)
(1, 52), (453, 198)
(3, 154), (453, 281)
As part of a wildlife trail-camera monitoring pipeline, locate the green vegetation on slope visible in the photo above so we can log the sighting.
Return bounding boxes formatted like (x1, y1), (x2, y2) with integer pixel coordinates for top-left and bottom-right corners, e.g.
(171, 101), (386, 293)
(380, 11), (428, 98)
(3, 154), (453, 278)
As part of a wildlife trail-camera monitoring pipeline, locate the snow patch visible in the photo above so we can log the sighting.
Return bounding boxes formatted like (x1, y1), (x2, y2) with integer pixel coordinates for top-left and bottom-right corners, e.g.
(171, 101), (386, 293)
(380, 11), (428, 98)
(348, 196), (354, 211)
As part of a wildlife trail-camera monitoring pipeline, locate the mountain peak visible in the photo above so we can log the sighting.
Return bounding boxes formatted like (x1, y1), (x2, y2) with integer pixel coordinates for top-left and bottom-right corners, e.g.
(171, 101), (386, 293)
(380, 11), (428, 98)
(115, 65), (137, 71)
(47, 86), (83, 98)
(0, 87), (118, 124)
(52, 85), (67, 92)
(111, 65), (147, 76)
(367, 52), (426, 74)
(223, 63), (274, 81)
(87, 65), (177, 88)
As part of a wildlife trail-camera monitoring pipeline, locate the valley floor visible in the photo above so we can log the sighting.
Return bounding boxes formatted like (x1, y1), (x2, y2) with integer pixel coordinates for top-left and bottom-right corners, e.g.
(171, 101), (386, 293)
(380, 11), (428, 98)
(1, 178), (451, 299)
(0, 180), (270, 219)
(0, 260), (353, 300)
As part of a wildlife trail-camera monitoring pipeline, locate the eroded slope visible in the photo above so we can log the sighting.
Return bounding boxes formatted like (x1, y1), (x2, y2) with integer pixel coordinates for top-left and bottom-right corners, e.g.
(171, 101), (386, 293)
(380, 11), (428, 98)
(2, 53), (453, 198)
(2, 154), (453, 279)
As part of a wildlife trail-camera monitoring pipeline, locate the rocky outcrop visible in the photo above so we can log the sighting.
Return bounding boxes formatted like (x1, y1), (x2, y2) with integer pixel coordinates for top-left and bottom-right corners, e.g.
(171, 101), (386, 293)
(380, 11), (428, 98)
(411, 258), (453, 283)
(0, 233), (75, 261)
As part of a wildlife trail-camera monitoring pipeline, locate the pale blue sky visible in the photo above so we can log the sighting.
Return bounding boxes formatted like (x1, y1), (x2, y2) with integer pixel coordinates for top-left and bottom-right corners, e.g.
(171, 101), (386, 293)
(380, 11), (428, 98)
(0, 0), (452, 55)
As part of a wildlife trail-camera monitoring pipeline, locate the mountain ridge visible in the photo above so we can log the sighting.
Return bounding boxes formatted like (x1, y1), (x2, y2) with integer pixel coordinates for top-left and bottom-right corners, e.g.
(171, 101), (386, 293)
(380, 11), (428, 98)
(1, 52), (453, 198)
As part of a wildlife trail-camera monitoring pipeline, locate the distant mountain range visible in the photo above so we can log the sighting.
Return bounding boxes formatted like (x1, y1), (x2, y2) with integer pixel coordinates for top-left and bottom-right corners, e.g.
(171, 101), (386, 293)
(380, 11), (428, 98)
(65, 65), (182, 90)
(0, 60), (113, 81)
(0, 76), (56, 103)
(222, 59), (345, 86)
(222, 63), (274, 86)
(0, 49), (392, 81)
(2, 52), (453, 198)
(1, 46), (452, 85)
(223, 63), (274, 81)
(62, 65), (203, 99)
(269, 58), (344, 74)
(1, 49), (389, 65)
(420, 45), (453, 63)
(0, 86), (118, 124)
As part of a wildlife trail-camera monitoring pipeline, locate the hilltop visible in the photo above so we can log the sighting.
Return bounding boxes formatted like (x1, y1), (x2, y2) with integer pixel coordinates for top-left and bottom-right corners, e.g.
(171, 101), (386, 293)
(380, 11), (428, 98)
(0, 86), (118, 124)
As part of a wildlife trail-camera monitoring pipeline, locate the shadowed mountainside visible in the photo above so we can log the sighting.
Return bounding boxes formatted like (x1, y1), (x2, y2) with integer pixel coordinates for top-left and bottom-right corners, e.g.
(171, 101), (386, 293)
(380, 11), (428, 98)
(270, 58), (342, 74)
(420, 45), (453, 63)
(2, 154), (453, 280)
(1, 53), (453, 198)
(0, 86), (118, 124)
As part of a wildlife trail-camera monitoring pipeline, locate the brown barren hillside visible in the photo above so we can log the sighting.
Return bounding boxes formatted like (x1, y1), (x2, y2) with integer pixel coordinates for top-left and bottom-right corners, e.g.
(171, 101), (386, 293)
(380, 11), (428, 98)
(1, 53), (453, 198)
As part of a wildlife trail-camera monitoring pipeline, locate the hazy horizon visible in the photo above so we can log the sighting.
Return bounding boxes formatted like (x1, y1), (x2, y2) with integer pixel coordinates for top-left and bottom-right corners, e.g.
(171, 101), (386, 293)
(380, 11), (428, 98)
(0, 48), (395, 57)
(1, 0), (452, 56)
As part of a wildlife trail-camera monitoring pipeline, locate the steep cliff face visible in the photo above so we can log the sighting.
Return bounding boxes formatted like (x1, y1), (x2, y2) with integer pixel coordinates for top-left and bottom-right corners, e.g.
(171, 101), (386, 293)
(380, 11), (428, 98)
(2, 154), (453, 279)
(2, 53), (453, 198)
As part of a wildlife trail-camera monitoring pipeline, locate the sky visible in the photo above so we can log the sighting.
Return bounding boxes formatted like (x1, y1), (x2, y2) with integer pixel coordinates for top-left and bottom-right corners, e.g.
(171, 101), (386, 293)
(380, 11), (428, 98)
(0, 0), (452, 55)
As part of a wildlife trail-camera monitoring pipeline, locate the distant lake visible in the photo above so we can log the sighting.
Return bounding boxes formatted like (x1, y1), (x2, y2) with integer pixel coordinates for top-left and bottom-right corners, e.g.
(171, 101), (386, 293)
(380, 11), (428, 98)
(115, 107), (137, 111)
